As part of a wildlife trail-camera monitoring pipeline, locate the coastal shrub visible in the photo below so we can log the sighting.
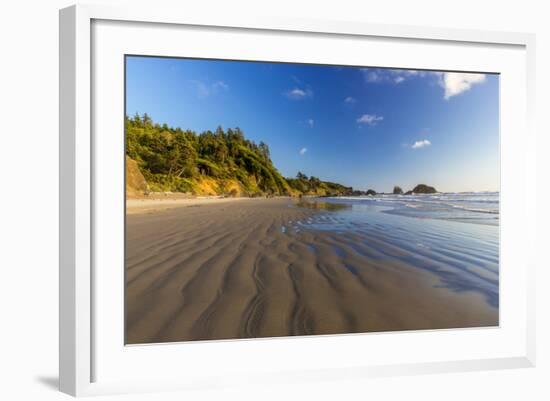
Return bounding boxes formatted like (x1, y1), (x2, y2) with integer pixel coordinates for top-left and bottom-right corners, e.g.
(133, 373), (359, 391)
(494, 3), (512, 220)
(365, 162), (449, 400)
(143, 171), (194, 193)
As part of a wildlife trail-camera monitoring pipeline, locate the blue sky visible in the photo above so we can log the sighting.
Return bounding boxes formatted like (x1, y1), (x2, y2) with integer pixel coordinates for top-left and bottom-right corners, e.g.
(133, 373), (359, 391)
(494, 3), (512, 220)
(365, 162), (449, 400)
(126, 56), (499, 193)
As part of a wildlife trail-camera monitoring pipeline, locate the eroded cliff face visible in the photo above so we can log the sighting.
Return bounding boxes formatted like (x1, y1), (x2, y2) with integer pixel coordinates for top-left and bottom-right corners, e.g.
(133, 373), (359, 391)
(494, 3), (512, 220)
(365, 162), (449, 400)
(126, 156), (149, 198)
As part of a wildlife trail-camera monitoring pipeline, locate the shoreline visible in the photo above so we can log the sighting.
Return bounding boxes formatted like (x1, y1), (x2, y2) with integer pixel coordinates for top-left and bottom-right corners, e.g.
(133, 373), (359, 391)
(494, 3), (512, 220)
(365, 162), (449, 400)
(126, 190), (500, 216)
(126, 195), (282, 214)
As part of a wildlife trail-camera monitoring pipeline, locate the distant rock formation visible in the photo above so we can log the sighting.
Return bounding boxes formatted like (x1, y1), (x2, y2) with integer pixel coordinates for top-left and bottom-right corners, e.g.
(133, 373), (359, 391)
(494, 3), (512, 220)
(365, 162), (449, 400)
(393, 186), (403, 195)
(366, 189), (377, 196)
(410, 184), (437, 194)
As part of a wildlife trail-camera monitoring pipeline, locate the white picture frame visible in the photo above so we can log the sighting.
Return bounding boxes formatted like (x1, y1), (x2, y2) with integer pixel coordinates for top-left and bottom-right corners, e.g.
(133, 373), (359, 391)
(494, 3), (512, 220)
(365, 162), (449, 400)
(59, 3), (536, 397)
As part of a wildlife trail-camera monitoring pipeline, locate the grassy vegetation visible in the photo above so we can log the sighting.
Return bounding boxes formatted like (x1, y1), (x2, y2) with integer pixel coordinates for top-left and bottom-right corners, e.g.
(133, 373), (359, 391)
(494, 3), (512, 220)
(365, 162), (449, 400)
(125, 114), (355, 197)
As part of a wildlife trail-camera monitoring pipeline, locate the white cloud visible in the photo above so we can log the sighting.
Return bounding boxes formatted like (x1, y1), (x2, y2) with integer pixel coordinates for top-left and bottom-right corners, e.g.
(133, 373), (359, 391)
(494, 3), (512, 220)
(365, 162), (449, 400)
(364, 70), (381, 83)
(307, 119), (314, 127)
(439, 72), (486, 99)
(344, 96), (356, 103)
(299, 147), (308, 155)
(361, 68), (432, 85)
(411, 139), (431, 149)
(361, 68), (487, 100)
(356, 113), (383, 126)
(286, 88), (313, 100)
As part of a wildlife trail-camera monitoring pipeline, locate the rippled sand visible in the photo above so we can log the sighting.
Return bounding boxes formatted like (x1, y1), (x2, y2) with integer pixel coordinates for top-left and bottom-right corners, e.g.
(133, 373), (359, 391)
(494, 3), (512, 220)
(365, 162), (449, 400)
(125, 198), (497, 344)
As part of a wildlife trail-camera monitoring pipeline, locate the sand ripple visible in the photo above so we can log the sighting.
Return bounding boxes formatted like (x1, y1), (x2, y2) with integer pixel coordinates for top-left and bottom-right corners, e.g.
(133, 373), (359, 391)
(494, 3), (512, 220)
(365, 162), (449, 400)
(125, 198), (498, 344)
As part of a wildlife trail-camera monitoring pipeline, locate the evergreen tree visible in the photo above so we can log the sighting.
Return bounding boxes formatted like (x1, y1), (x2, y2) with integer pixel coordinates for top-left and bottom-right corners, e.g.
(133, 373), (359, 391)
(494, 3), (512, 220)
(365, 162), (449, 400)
(125, 114), (354, 196)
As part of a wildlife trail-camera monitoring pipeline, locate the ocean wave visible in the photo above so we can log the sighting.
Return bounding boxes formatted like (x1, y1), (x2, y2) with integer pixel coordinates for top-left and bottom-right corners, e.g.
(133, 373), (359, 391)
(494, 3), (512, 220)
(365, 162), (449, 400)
(324, 192), (499, 224)
(448, 204), (499, 214)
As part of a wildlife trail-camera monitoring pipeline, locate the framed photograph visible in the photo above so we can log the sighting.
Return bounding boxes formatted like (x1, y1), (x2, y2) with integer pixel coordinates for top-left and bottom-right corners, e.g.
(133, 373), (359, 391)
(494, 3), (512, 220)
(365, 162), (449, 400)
(59, 4), (536, 396)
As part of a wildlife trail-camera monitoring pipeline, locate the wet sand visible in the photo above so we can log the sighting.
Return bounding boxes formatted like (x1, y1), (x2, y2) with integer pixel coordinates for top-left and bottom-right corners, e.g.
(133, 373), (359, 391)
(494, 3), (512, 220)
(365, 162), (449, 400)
(125, 198), (497, 344)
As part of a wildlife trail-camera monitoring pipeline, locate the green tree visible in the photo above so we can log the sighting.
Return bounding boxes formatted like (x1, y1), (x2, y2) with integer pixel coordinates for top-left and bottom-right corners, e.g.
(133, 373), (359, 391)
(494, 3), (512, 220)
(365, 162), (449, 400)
(124, 114), (352, 197)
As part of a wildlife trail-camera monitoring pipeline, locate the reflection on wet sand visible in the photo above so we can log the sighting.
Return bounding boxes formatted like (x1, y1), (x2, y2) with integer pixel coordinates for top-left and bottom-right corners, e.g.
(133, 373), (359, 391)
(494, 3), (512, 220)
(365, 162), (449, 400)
(294, 198), (499, 308)
(296, 199), (351, 211)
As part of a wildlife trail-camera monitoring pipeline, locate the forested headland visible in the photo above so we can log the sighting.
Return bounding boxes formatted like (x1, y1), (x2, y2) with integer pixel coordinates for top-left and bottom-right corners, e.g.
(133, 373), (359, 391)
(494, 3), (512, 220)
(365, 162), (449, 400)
(125, 114), (355, 198)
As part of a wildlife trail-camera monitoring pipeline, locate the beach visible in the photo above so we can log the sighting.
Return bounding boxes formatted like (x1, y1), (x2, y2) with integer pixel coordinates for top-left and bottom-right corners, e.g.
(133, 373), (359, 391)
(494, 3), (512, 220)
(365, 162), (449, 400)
(125, 196), (498, 344)
(126, 196), (255, 215)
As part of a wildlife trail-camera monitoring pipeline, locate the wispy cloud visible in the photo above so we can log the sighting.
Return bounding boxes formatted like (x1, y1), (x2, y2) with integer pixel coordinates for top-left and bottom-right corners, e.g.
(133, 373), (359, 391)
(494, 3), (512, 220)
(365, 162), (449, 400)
(286, 88), (313, 100)
(299, 147), (308, 155)
(361, 68), (486, 99)
(344, 96), (356, 104)
(357, 113), (383, 126)
(191, 80), (210, 98)
(213, 81), (229, 91)
(190, 80), (229, 98)
(439, 72), (486, 99)
(410, 139), (432, 149)
(361, 68), (429, 84)
(307, 118), (314, 127)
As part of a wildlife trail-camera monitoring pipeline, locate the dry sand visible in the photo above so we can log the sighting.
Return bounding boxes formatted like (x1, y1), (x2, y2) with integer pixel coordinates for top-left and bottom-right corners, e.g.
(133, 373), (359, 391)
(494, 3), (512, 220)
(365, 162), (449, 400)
(126, 195), (257, 215)
(125, 197), (497, 344)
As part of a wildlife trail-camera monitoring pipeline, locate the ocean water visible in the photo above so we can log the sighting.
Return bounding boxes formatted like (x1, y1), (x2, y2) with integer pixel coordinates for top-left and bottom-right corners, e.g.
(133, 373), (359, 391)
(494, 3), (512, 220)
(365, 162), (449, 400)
(334, 192), (499, 226)
(293, 192), (500, 309)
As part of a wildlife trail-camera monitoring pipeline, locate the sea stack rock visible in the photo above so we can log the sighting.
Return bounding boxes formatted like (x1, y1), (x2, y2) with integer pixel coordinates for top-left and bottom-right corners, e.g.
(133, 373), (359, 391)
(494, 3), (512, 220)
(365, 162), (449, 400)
(366, 189), (377, 196)
(411, 184), (437, 194)
(393, 186), (403, 195)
